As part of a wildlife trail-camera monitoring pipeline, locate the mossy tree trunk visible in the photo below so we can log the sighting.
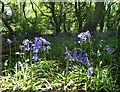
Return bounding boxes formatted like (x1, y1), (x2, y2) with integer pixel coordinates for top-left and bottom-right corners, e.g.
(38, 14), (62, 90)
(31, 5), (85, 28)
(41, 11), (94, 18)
(83, 2), (104, 33)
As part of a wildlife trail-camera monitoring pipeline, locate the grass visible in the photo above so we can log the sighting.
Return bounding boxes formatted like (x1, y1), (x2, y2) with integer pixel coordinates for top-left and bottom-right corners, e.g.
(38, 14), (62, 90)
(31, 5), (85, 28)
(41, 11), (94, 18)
(1, 30), (120, 91)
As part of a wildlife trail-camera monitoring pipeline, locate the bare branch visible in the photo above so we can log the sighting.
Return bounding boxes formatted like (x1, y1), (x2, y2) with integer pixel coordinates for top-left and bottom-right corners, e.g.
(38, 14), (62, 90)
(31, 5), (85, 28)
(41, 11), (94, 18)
(23, 1), (33, 24)
(30, 0), (37, 18)
(32, 2), (52, 20)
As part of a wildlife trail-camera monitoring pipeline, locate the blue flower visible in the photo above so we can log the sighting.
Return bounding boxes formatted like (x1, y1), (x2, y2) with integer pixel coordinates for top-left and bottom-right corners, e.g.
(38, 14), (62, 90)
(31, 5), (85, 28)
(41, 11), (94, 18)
(41, 46), (46, 52)
(33, 52), (39, 61)
(73, 50), (78, 61)
(78, 33), (87, 44)
(106, 48), (114, 54)
(18, 61), (22, 67)
(104, 45), (115, 55)
(22, 39), (30, 51)
(25, 43), (30, 51)
(22, 39), (29, 45)
(78, 31), (91, 44)
(69, 56), (75, 61)
(33, 47), (39, 53)
(19, 45), (24, 50)
(82, 53), (89, 65)
(85, 30), (91, 43)
(40, 37), (50, 46)
(78, 52), (83, 62)
(65, 51), (71, 59)
(87, 67), (93, 76)
(70, 61), (74, 69)
(6, 39), (12, 44)
(34, 37), (42, 49)
(86, 30), (91, 39)
(63, 69), (66, 76)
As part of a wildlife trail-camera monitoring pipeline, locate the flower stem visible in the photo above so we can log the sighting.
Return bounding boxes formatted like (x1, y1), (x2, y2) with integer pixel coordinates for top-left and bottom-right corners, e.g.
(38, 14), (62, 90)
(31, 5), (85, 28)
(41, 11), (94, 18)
(5, 66), (7, 76)
(30, 49), (33, 89)
(15, 63), (17, 79)
(44, 52), (46, 60)
(96, 54), (100, 91)
(90, 42), (92, 60)
(65, 59), (69, 85)
(9, 44), (11, 69)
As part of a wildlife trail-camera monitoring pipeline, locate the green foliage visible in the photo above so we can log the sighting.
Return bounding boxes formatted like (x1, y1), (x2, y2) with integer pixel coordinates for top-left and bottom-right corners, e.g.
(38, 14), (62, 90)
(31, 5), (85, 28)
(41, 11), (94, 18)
(1, 1), (120, 91)
(1, 1), (119, 34)
(1, 30), (120, 91)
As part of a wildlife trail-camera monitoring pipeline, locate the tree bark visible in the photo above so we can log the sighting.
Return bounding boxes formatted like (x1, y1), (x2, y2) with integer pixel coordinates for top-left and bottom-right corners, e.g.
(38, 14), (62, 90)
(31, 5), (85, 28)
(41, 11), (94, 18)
(63, 13), (67, 33)
(99, 5), (105, 32)
(50, 2), (62, 35)
(83, 2), (104, 33)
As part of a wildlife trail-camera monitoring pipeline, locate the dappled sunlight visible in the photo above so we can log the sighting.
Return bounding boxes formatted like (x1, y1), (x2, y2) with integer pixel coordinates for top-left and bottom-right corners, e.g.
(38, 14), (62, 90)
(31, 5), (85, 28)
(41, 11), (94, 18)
(1, 0), (120, 91)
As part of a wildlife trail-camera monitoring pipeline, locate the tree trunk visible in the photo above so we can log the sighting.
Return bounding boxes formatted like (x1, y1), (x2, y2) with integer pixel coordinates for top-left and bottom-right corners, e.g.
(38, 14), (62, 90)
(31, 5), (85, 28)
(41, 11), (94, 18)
(50, 2), (62, 35)
(99, 5), (105, 32)
(99, 16), (104, 32)
(78, 19), (82, 33)
(56, 24), (61, 34)
(83, 2), (104, 33)
(63, 13), (67, 33)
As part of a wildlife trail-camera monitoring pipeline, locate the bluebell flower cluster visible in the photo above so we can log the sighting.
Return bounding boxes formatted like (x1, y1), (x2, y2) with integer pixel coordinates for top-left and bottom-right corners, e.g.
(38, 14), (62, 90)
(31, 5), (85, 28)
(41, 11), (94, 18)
(65, 50), (71, 60)
(65, 49), (90, 66)
(73, 50), (78, 61)
(82, 53), (90, 65)
(64, 49), (92, 76)
(32, 37), (51, 61)
(78, 30), (91, 44)
(64, 30), (93, 76)
(104, 45), (115, 55)
(17, 37), (51, 62)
